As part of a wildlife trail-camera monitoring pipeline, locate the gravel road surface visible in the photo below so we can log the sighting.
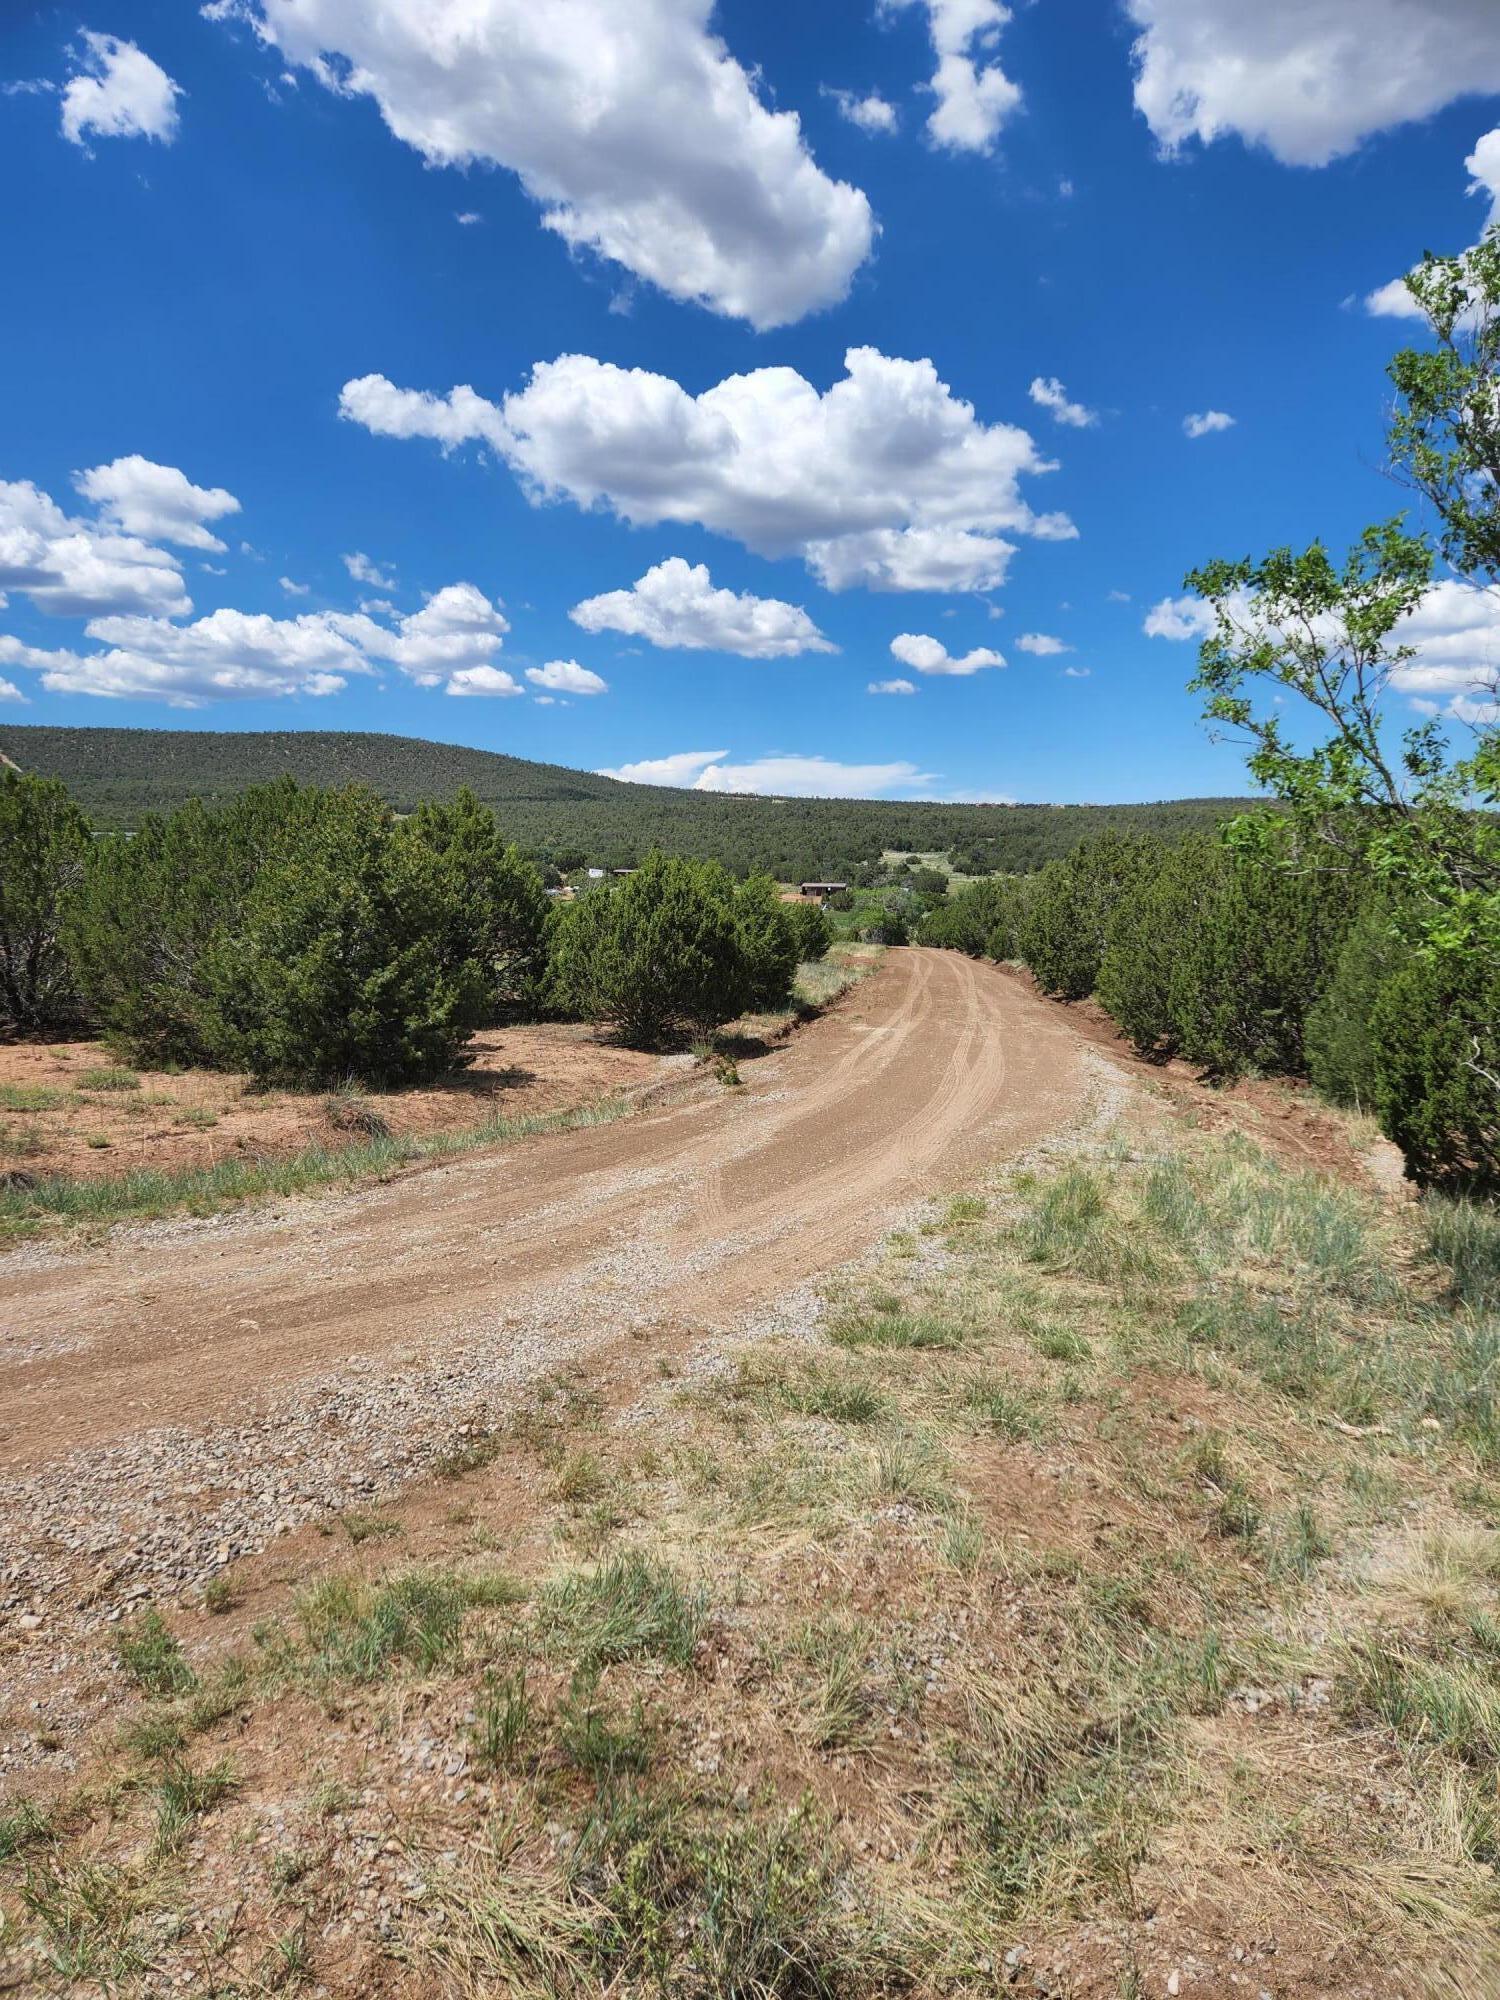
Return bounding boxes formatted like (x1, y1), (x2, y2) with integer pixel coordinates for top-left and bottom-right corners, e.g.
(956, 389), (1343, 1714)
(0, 948), (1104, 1778)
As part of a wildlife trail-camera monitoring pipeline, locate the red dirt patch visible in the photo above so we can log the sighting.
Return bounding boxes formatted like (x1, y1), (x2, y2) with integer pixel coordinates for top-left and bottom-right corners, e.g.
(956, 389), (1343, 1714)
(0, 1025), (663, 1181)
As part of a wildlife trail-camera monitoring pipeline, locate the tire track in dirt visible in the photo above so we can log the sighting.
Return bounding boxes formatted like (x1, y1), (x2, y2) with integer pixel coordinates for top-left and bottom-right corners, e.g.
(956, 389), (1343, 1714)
(0, 950), (1095, 1476)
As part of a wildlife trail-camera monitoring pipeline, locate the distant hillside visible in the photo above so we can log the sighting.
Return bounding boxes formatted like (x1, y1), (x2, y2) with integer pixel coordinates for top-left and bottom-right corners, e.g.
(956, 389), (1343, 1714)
(0, 724), (1254, 878)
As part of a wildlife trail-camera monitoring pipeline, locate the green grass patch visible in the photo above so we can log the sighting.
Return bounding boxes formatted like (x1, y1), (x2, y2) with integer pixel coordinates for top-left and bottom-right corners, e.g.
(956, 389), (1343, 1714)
(340, 1510), (402, 1545)
(115, 1610), (195, 1699)
(1342, 1641), (1500, 1763)
(959, 1374), (1051, 1442)
(294, 1568), (522, 1682)
(828, 1303), (967, 1351)
(150, 1757), (237, 1859)
(435, 1793), (893, 1996)
(78, 1066), (140, 1091)
(0, 1082), (66, 1112)
(1425, 1195), (1500, 1316)
(0, 1094), (630, 1247)
(0, 1798), (53, 1861)
(539, 1552), (706, 1673)
(18, 1857), (152, 1985)
(776, 1370), (887, 1425)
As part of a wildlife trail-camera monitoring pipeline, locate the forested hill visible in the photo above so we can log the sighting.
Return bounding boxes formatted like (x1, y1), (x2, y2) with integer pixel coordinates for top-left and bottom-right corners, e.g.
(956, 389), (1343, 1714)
(0, 724), (1252, 878)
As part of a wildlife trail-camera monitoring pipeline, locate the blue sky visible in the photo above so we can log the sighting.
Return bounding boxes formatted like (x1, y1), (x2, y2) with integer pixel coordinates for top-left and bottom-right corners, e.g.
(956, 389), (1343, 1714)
(2, 0), (1499, 803)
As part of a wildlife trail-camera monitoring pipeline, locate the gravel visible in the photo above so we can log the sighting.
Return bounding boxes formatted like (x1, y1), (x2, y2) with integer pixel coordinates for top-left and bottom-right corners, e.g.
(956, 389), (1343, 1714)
(0, 1042), (1136, 1789)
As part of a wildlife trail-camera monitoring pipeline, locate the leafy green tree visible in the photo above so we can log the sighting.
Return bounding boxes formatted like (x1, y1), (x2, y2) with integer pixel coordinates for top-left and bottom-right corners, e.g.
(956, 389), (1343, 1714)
(64, 795), (260, 1064)
(732, 874), (799, 1010)
(985, 876), (1031, 962)
(783, 900), (832, 964)
(201, 786), (488, 1084)
(1305, 897), (1405, 1114)
(1187, 523), (1498, 946)
(1168, 853), (1359, 1079)
(916, 875), (1019, 958)
(1370, 949), (1500, 1189)
(862, 902), (909, 946)
(402, 787), (548, 1012)
(1017, 831), (1153, 1000)
(67, 778), (489, 1083)
(1094, 836), (1215, 1058)
(1388, 226), (1500, 587)
(0, 770), (91, 1034)
(546, 851), (751, 1047)
(1183, 233), (1500, 1178)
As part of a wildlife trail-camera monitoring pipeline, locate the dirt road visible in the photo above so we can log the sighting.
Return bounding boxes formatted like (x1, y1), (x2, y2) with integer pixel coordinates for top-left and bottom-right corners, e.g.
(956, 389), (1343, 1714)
(0, 950), (1112, 1720)
(3, 950), (1095, 1469)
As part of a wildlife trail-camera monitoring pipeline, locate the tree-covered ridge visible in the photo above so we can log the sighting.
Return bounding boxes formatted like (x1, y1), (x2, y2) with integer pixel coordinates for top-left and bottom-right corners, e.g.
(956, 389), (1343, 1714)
(0, 725), (1248, 879)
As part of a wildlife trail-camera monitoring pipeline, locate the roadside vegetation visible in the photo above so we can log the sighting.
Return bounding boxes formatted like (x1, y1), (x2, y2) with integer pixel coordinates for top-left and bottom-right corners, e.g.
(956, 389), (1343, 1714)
(0, 777), (836, 1082)
(0, 1095), (632, 1247)
(921, 227), (1500, 1199)
(0, 773), (862, 1237)
(918, 824), (1492, 1188)
(4, 1117), (1499, 1993)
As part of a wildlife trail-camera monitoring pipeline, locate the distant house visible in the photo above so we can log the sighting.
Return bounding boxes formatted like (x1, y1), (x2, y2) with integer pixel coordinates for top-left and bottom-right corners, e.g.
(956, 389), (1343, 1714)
(798, 880), (847, 901)
(612, 866), (637, 878)
(586, 866), (606, 880)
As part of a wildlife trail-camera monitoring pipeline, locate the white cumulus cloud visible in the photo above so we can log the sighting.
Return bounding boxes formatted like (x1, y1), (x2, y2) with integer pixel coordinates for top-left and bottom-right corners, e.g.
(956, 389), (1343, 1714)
(0, 577), (513, 705)
(61, 32), (181, 148)
(343, 550), (396, 589)
(883, 0), (1020, 154)
(1015, 631), (1070, 654)
(0, 609), (369, 706)
(341, 347), (1072, 596)
(693, 753), (935, 797)
(868, 677), (918, 694)
(447, 665), (523, 697)
(826, 88), (899, 135)
(889, 631), (1005, 675)
(526, 659), (608, 695)
(0, 476), (191, 619)
(1389, 579), (1500, 710)
(1125, 0), (1500, 167)
(570, 558), (835, 659)
(598, 749), (730, 787)
(1183, 409), (1235, 438)
(0, 679), (26, 704)
(1142, 593), (1217, 640)
(75, 457), (240, 553)
(335, 582), (510, 687)
(218, 0), (873, 328)
(1028, 376), (1098, 429)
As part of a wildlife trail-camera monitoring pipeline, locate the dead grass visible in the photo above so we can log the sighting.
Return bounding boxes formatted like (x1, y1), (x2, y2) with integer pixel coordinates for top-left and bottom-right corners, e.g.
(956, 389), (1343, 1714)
(5, 1120), (1500, 1995)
